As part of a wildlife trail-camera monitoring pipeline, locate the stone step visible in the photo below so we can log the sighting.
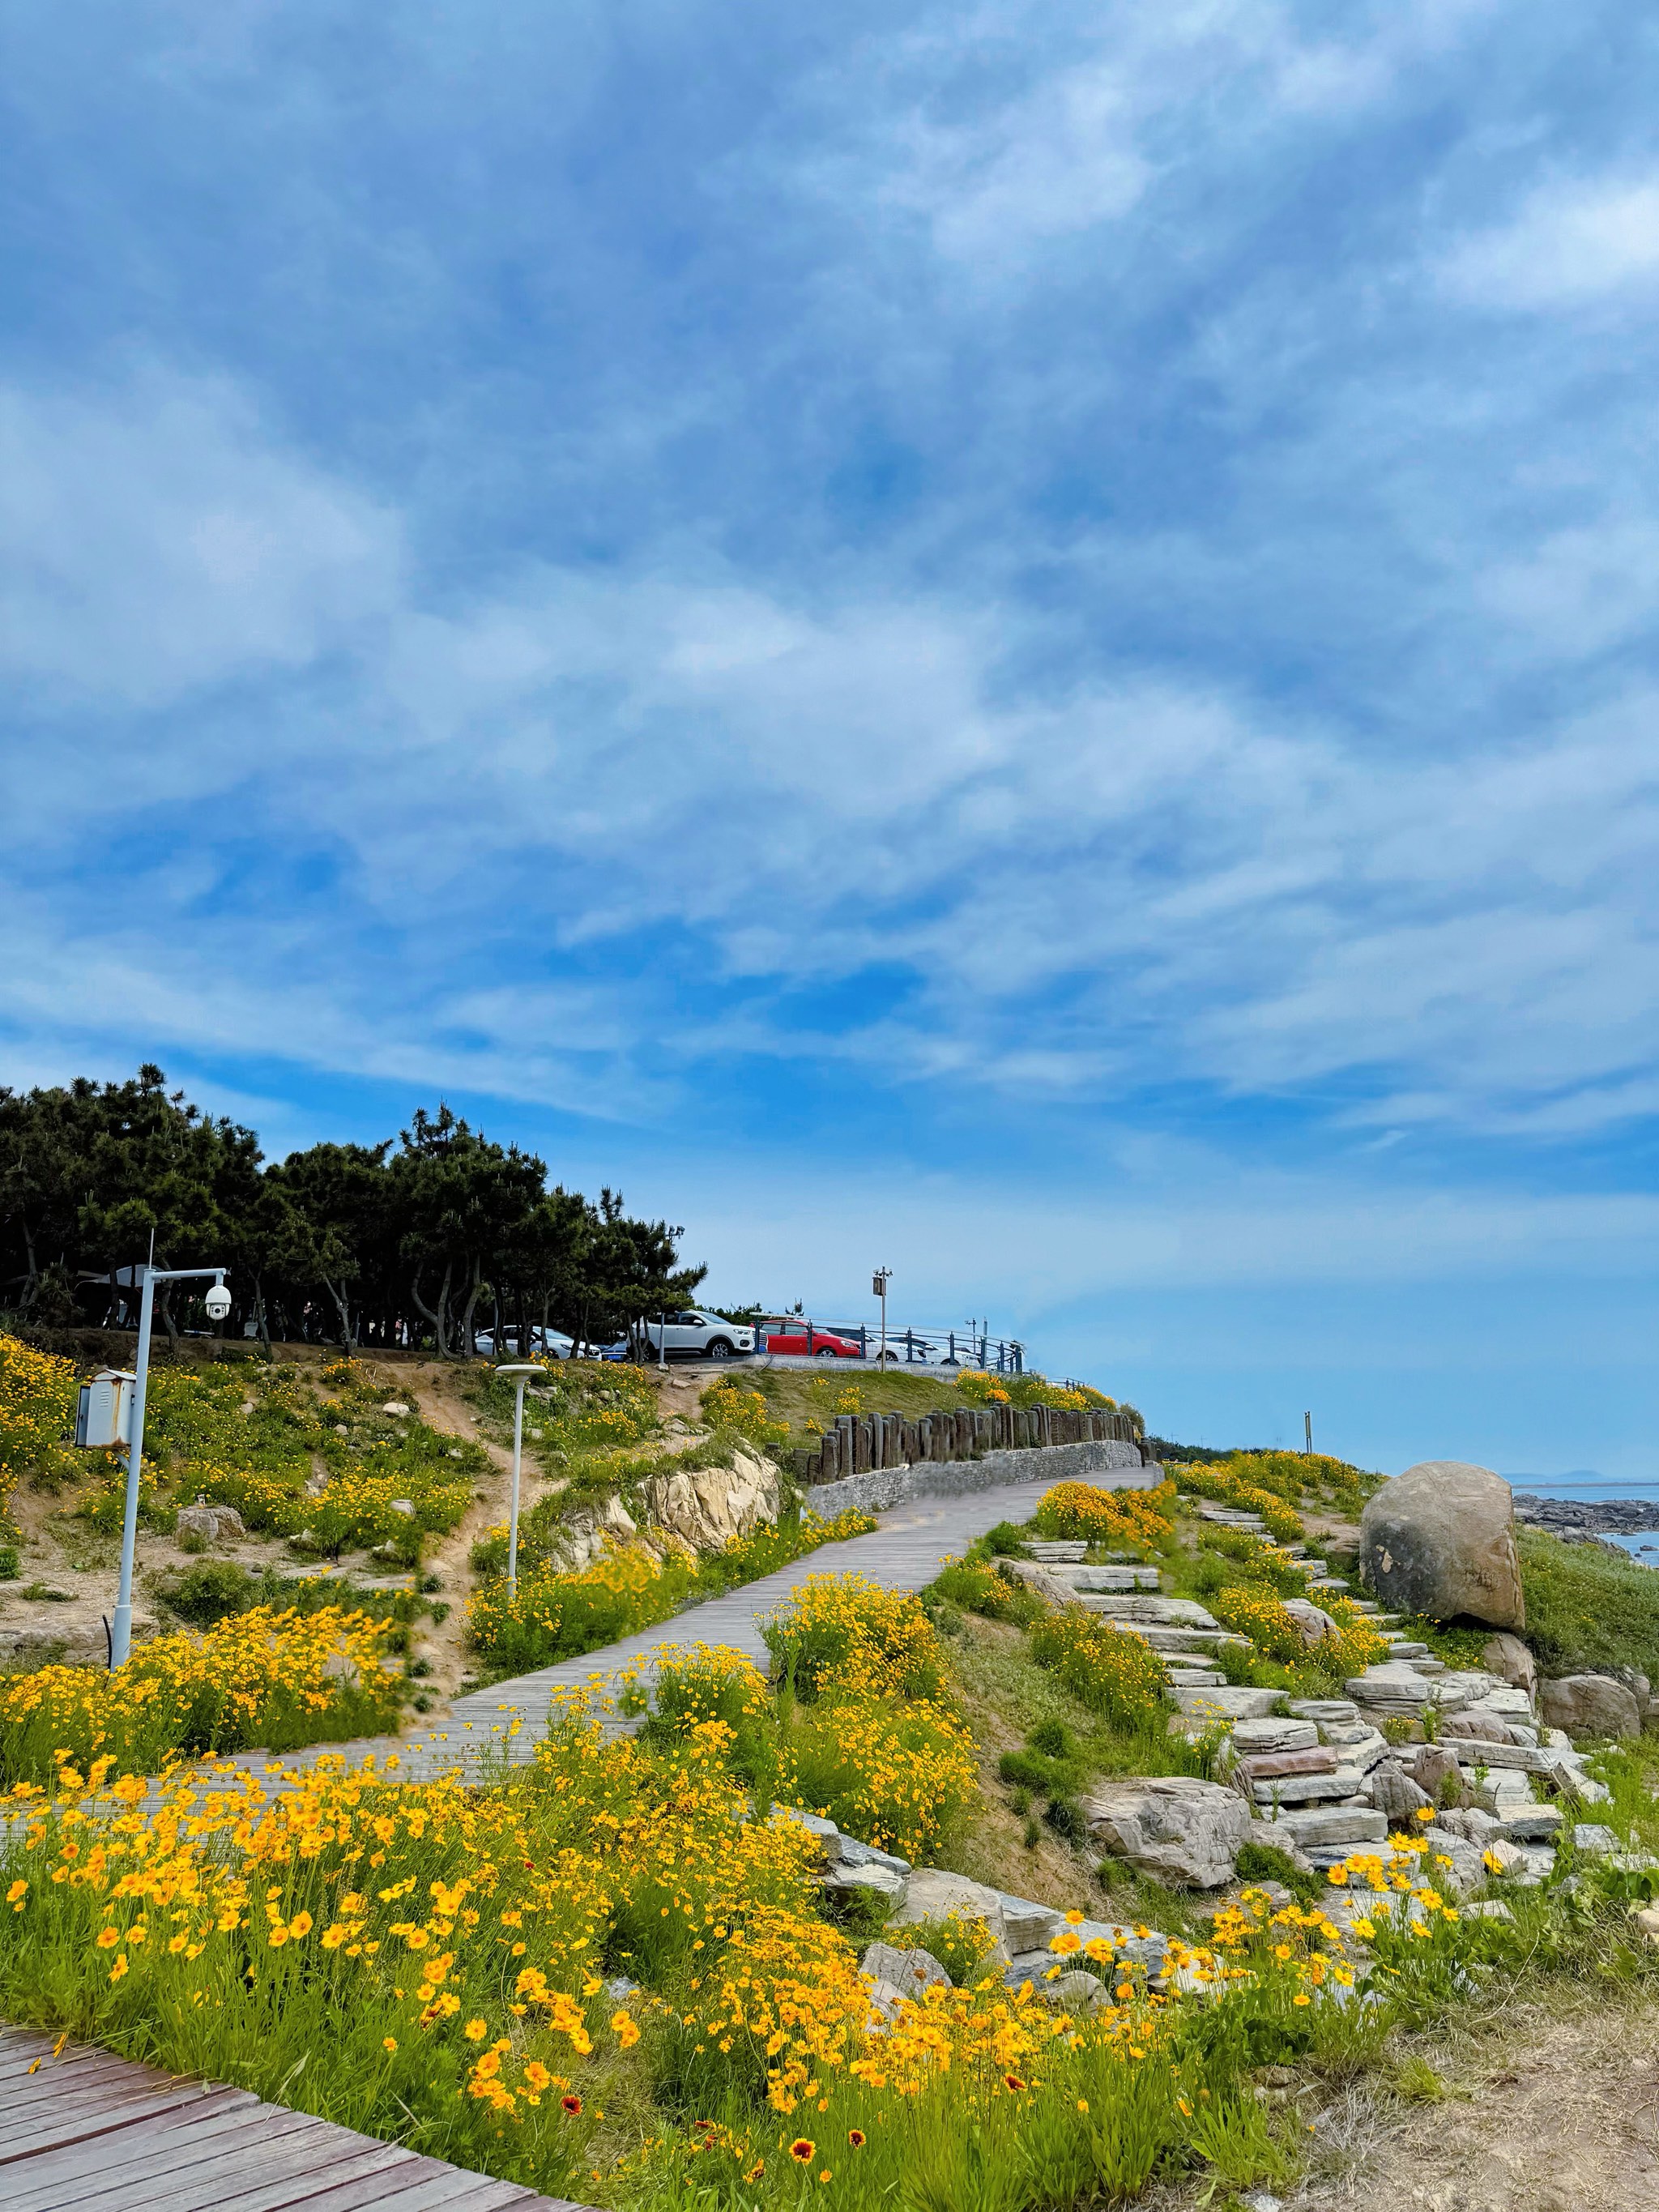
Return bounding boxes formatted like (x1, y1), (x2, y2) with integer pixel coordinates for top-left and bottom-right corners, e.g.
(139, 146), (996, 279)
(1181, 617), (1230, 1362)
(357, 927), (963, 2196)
(1171, 1685), (1286, 1720)
(1163, 1668), (1226, 1689)
(1245, 1770), (1367, 1806)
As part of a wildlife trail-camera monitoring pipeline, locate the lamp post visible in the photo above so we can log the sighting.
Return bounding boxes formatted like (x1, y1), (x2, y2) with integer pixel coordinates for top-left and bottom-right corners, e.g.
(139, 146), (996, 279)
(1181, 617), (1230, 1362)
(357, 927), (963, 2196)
(494, 1364), (542, 1601)
(872, 1268), (892, 1367)
(106, 1262), (231, 1668)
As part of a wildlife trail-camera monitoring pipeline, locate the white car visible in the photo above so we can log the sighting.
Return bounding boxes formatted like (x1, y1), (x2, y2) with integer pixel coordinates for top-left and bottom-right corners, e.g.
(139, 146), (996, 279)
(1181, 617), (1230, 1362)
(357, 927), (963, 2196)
(474, 1327), (577, 1360)
(633, 1310), (756, 1361)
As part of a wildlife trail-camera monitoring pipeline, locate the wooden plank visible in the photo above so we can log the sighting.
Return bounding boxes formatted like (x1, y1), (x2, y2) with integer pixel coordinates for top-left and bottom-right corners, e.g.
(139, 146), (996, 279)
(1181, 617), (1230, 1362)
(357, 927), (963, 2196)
(1, 2052), (181, 2117)
(16, 2104), (339, 2212)
(104, 2129), (412, 2212)
(135, 2138), (429, 2212)
(0, 2082), (243, 2164)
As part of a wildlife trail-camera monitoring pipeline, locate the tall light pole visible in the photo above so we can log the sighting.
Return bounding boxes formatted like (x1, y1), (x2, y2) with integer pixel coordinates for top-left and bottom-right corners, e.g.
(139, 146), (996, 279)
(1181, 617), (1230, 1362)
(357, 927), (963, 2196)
(495, 1364), (542, 1601)
(872, 1268), (892, 1367)
(106, 1262), (231, 1668)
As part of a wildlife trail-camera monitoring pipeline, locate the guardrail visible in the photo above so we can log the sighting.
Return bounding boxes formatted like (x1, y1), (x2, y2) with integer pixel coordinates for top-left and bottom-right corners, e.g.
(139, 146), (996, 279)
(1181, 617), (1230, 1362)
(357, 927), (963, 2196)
(754, 1318), (1026, 1371)
(789, 1400), (1146, 1487)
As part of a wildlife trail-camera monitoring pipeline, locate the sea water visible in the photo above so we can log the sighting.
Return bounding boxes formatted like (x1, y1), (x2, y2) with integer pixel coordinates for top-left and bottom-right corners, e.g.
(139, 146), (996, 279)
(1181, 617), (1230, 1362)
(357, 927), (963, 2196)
(1507, 1472), (1659, 1569)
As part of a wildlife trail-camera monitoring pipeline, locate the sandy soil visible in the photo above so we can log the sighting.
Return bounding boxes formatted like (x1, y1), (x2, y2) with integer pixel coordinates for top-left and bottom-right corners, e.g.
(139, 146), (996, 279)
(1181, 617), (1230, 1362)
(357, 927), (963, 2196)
(1290, 1988), (1659, 2212)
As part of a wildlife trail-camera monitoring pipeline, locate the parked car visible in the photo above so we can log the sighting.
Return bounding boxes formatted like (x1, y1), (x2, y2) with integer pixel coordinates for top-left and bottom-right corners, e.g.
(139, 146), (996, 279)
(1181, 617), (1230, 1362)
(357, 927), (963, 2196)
(473, 1326), (577, 1360)
(761, 1321), (864, 1359)
(629, 1311), (757, 1361)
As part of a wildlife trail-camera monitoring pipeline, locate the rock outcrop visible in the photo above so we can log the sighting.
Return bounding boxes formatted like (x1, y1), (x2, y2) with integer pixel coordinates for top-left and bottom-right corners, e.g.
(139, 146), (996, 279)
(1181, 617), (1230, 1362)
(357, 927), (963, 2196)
(644, 1448), (783, 1552)
(1083, 1775), (1252, 1888)
(1360, 1460), (1525, 1629)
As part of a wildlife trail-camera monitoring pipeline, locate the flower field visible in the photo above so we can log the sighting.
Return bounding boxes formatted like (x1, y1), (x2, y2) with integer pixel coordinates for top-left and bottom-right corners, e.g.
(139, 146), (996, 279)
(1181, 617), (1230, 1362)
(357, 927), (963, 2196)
(0, 1608), (1533, 2212)
(0, 1603), (403, 1783)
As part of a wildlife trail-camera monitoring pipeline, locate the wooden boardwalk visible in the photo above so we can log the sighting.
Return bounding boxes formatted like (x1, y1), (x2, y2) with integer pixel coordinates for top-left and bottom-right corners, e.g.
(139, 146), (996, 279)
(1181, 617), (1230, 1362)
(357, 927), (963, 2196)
(0, 2023), (595, 2211)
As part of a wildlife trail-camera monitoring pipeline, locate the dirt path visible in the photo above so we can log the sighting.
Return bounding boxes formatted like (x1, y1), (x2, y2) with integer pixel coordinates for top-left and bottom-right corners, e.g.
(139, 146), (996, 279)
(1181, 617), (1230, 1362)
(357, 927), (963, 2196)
(1294, 1986), (1659, 2212)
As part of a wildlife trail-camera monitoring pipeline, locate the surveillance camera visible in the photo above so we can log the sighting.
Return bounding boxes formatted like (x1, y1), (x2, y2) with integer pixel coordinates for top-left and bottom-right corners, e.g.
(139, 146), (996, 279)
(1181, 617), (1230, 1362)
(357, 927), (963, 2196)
(204, 1281), (232, 1322)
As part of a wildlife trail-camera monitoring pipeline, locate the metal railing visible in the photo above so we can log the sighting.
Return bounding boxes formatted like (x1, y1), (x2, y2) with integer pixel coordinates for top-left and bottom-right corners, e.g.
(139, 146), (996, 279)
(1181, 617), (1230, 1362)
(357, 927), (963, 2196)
(752, 1317), (1025, 1371)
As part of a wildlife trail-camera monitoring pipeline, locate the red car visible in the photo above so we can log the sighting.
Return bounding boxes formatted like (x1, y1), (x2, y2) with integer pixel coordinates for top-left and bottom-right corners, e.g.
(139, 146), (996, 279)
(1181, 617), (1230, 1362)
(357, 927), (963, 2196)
(762, 1321), (864, 1358)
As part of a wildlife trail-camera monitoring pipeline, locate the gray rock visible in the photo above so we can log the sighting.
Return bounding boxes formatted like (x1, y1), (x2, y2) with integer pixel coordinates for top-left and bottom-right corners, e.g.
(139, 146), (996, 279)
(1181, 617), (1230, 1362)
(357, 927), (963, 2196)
(859, 1942), (951, 1996)
(1171, 1685), (1285, 1722)
(1417, 1825), (1486, 1894)
(821, 1864), (906, 1900)
(1083, 1775), (1252, 1888)
(175, 1497), (245, 1544)
(1369, 1761), (1434, 1825)
(889, 1868), (1009, 1942)
(1260, 1804), (1388, 1850)
(1359, 1461), (1525, 1629)
(1539, 1674), (1641, 1740)
(772, 1808), (842, 1864)
(1045, 1968), (1108, 2010)
(1481, 1633), (1537, 1697)
(380, 1399), (412, 1416)
(1495, 1804), (1564, 1843)
(1280, 1598), (1341, 1647)
(838, 1835), (911, 1874)
(1230, 1719), (1320, 1755)
(1410, 1746), (1469, 1806)
(1286, 1698), (1360, 1725)
(993, 1892), (1065, 1951)
(1435, 1807), (1501, 1845)
(1572, 1824), (1621, 1855)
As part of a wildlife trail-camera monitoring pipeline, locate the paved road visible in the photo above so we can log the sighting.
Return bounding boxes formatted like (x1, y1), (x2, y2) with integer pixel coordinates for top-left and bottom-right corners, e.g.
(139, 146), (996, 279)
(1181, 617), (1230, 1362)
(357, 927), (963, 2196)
(164, 1463), (1156, 1793)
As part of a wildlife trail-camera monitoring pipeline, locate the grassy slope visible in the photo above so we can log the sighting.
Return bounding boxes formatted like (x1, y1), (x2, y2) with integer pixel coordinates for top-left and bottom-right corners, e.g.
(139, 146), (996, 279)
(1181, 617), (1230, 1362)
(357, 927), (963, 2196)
(740, 1364), (973, 1440)
(1519, 1528), (1659, 1684)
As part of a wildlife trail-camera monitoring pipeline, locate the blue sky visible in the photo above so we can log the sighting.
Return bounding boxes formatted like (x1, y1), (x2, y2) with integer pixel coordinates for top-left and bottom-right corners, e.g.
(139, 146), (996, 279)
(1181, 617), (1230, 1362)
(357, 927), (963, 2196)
(5, 3), (1659, 1475)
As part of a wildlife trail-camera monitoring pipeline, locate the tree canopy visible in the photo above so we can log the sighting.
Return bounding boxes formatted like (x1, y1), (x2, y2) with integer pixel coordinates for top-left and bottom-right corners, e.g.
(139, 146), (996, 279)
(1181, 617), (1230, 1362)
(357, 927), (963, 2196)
(0, 1066), (704, 1354)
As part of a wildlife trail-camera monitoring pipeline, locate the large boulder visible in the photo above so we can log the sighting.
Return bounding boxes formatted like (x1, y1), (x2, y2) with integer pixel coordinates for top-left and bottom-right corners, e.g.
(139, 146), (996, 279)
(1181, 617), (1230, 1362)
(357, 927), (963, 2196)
(1359, 1461), (1525, 1629)
(1083, 1776), (1252, 1889)
(1539, 1673), (1641, 1740)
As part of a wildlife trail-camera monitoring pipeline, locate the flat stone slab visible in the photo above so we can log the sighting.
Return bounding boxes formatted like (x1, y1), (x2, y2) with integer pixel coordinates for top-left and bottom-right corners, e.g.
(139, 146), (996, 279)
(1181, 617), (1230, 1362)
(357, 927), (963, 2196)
(1256, 1804), (1388, 1846)
(1171, 1685), (1285, 1720)
(1231, 1719), (1320, 1754)
(1287, 1698), (1360, 1725)
(1246, 1769), (1366, 1806)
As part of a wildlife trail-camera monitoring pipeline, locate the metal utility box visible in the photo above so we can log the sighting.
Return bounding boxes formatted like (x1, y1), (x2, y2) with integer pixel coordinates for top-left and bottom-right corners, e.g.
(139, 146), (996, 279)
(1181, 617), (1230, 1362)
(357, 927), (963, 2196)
(75, 1369), (136, 1450)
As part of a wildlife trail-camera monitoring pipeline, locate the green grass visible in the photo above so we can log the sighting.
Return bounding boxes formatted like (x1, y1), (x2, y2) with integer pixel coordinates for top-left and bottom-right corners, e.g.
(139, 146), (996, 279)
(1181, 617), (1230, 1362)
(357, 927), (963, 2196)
(738, 1363), (974, 1440)
(1519, 1528), (1659, 1683)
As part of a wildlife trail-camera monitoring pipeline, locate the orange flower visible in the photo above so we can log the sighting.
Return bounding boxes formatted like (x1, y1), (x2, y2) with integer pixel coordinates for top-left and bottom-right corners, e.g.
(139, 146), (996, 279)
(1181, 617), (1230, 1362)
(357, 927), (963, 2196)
(790, 2139), (816, 2163)
(561, 2095), (582, 2115)
(847, 2129), (866, 2148)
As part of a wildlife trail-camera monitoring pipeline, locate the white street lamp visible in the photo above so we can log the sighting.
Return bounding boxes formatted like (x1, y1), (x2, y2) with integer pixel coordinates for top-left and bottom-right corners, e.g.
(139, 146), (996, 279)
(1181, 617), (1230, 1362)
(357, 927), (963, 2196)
(101, 1262), (230, 1668)
(494, 1364), (543, 1601)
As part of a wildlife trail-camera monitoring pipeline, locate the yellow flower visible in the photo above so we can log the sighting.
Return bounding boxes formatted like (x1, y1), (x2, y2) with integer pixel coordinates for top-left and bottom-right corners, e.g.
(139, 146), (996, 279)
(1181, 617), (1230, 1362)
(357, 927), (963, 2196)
(96, 1926), (120, 1949)
(382, 2037), (398, 2052)
(464, 2018), (488, 2041)
(6, 1880), (26, 1905)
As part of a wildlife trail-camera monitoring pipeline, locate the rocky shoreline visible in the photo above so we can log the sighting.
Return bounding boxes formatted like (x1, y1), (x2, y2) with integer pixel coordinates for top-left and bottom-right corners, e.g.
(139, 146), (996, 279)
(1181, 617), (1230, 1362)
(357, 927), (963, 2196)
(1513, 1492), (1659, 1538)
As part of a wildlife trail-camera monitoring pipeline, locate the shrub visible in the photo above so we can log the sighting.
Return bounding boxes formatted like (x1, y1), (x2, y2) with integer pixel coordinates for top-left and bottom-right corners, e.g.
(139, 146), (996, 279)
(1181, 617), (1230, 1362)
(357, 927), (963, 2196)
(1030, 1608), (1168, 1730)
(779, 1693), (979, 1862)
(0, 1545), (19, 1580)
(928, 1556), (1043, 1625)
(700, 1379), (791, 1451)
(761, 1573), (945, 1702)
(165, 1559), (258, 1627)
(1031, 1480), (1177, 1550)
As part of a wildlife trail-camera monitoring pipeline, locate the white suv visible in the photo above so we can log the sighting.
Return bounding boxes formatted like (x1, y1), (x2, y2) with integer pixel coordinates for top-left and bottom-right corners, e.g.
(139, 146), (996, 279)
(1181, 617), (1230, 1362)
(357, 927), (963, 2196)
(635, 1310), (756, 1361)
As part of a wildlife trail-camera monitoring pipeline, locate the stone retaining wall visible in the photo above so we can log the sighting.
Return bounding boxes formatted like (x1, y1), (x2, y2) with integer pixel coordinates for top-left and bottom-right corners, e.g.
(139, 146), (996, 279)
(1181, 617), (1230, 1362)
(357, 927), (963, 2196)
(804, 1437), (1157, 1518)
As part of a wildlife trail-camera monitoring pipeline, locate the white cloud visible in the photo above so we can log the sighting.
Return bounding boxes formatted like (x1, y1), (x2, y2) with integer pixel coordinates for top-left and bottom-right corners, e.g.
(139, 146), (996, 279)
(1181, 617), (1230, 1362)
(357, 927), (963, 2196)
(1438, 174), (1659, 310)
(0, 364), (402, 711)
